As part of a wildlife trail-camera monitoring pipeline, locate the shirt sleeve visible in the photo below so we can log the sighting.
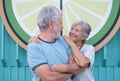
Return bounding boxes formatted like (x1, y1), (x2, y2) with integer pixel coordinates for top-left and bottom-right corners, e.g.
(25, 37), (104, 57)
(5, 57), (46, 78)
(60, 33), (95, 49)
(59, 36), (72, 58)
(83, 45), (95, 68)
(27, 42), (47, 71)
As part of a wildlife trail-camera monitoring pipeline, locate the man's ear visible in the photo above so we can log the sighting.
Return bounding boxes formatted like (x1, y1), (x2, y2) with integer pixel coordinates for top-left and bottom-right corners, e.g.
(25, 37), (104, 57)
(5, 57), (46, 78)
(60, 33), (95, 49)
(48, 21), (54, 31)
(48, 20), (53, 27)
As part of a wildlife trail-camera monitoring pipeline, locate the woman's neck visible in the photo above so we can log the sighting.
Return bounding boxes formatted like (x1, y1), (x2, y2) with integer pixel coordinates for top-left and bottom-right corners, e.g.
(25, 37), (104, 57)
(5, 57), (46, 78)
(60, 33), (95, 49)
(75, 41), (84, 48)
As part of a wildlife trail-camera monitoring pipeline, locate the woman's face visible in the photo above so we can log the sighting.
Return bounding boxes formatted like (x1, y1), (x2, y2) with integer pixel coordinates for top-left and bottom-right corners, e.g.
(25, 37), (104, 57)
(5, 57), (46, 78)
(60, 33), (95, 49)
(69, 24), (85, 42)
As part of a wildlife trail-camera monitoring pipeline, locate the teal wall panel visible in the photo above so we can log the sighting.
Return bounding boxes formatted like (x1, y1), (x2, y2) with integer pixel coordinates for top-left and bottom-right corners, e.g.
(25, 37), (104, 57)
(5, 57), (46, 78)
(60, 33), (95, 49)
(93, 67), (99, 81)
(114, 67), (120, 81)
(107, 67), (114, 81)
(106, 29), (120, 66)
(94, 48), (105, 66)
(0, 16), (120, 81)
(0, 66), (32, 81)
(0, 67), (4, 81)
(94, 28), (120, 67)
(93, 67), (120, 81)
(0, 17), (32, 81)
(98, 67), (106, 81)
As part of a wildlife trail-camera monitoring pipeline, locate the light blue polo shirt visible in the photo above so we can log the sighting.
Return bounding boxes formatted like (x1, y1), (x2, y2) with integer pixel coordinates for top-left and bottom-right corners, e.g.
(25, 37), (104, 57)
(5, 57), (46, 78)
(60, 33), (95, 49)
(27, 36), (72, 81)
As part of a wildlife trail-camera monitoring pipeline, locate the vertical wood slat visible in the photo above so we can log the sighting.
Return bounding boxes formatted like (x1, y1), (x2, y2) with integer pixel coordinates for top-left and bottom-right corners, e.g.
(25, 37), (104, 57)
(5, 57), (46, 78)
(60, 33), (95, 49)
(16, 44), (21, 66)
(99, 67), (106, 81)
(11, 67), (18, 81)
(103, 45), (107, 66)
(114, 67), (120, 81)
(93, 66), (99, 81)
(19, 67), (25, 81)
(25, 67), (32, 81)
(106, 67), (114, 81)
(0, 18), (6, 66)
(0, 67), (4, 81)
(4, 67), (11, 81)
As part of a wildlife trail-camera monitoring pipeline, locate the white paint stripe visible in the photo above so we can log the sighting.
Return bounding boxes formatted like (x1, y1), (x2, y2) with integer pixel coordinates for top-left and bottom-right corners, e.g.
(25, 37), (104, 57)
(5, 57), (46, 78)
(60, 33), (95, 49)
(67, 4), (81, 20)
(21, 1), (50, 20)
(70, 0), (103, 20)
(63, 6), (71, 31)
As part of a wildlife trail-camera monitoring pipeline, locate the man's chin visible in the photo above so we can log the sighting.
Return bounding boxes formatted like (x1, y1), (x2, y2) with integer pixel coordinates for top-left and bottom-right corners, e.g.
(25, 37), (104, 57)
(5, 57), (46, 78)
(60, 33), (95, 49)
(55, 33), (60, 38)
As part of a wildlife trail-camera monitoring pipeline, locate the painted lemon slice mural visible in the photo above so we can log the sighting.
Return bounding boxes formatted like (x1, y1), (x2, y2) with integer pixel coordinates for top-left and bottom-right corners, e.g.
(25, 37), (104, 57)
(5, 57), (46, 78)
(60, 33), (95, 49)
(1, 0), (120, 50)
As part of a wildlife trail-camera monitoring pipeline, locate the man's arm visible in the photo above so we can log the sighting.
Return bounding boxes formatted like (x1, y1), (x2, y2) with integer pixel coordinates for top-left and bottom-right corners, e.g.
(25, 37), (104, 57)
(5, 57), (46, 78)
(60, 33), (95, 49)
(51, 63), (85, 74)
(35, 64), (73, 81)
(51, 55), (85, 74)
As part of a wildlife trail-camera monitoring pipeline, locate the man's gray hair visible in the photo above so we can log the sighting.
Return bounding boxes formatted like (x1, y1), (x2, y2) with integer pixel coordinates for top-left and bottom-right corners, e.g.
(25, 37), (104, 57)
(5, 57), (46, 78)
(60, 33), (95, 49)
(37, 6), (61, 31)
(72, 20), (91, 38)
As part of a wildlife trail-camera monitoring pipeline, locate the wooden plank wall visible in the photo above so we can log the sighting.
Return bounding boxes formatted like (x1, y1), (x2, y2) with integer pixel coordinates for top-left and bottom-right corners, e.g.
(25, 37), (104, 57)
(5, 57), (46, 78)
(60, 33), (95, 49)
(0, 17), (32, 81)
(0, 17), (120, 81)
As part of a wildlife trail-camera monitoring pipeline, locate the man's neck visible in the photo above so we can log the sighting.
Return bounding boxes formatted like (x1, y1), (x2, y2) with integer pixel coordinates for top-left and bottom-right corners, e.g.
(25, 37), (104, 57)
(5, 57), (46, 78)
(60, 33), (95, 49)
(39, 33), (56, 42)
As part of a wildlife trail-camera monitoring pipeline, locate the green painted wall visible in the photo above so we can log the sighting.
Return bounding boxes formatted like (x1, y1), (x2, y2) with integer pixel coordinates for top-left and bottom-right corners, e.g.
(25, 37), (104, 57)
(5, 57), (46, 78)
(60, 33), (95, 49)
(0, 16), (120, 81)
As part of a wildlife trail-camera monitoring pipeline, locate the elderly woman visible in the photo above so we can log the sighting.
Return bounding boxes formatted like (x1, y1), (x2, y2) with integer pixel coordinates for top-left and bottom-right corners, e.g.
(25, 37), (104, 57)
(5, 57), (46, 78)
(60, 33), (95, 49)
(51, 20), (95, 81)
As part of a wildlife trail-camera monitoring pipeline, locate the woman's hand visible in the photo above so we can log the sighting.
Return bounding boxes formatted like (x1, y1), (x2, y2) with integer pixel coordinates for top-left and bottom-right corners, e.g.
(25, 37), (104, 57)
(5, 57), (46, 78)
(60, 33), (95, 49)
(63, 36), (75, 46)
(68, 55), (75, 64)
(28, 35), (41, 43)
(69, 55), (81, 66)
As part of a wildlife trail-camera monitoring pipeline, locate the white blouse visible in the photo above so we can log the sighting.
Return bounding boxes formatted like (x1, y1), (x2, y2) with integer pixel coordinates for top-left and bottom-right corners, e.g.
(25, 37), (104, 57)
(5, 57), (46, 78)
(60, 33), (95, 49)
(72, 44), (95, 81)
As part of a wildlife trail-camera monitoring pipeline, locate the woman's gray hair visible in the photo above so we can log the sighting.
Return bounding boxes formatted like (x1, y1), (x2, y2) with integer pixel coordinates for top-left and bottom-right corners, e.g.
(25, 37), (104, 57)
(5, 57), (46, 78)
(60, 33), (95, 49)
(72, 20), (91, 38)
(37, 6), (61, 31)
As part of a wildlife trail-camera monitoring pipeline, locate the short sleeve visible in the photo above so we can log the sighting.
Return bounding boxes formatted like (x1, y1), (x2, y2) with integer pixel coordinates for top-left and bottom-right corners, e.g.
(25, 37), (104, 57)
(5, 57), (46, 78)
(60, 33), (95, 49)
(83, 45), (95, 68)
(27, 42), (47, 71)
(58, 36), (72, 58)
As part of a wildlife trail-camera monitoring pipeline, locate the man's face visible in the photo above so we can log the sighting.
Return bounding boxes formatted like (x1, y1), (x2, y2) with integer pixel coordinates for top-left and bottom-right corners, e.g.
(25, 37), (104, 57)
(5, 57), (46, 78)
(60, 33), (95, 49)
(52, 14), (63, 38)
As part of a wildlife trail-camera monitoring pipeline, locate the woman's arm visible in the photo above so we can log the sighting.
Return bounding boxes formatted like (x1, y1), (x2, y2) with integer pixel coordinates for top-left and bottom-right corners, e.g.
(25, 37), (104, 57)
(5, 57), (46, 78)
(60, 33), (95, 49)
(51, 55), (85, 74)
(63, 36), (90, 68)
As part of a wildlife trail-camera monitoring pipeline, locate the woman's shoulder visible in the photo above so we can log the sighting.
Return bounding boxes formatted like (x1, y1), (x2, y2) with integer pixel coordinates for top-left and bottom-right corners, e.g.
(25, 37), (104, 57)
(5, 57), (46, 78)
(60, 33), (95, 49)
(83, 44), (94, 50)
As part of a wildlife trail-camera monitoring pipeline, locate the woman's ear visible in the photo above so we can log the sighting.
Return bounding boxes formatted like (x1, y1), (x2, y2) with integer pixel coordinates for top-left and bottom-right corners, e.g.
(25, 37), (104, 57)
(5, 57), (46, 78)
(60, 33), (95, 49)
(82, 36), (87, 41)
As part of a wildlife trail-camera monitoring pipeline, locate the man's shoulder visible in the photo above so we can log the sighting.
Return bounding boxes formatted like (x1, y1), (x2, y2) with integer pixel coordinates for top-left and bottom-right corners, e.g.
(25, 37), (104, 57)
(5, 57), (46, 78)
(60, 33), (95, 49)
(27, 42), (42, 49)
(57, 36), (66, 43)
(57, 36), (64, 40)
